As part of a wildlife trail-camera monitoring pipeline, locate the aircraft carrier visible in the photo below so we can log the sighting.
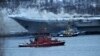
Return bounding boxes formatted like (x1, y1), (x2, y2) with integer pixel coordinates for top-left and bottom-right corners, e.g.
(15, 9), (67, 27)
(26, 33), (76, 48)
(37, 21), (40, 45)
(75, 19), (100, 34)
(11, 16), (100, 35)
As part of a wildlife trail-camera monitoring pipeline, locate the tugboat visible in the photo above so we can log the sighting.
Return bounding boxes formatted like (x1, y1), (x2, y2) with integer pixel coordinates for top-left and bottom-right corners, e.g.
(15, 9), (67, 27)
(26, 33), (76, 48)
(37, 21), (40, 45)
(19, 36), (65, 47)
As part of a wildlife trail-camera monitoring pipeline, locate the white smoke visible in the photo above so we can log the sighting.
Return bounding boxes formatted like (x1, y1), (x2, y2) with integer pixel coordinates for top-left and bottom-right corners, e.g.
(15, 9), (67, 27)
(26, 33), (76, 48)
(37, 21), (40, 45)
(7, 7), (79, 20)
(0, 5), (100, 21)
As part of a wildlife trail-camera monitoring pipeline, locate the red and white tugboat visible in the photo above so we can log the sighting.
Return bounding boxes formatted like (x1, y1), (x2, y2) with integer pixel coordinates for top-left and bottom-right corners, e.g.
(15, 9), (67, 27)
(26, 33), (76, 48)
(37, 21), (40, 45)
(19, 36), (65, 47)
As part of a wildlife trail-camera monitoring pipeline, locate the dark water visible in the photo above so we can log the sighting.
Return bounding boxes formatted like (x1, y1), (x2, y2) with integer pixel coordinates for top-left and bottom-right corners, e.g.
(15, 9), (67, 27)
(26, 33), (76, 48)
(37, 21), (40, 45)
(0, 35), (100, 56)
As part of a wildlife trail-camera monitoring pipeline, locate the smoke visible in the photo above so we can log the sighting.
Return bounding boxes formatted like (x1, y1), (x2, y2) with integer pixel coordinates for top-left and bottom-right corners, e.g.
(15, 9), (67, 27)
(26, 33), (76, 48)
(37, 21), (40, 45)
(8, 7), (71, 20)
(0, 0), (100, 22)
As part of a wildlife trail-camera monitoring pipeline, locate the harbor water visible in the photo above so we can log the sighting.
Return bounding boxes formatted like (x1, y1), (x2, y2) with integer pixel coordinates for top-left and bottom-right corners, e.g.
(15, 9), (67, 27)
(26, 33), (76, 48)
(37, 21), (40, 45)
(0, 35), (100, 56)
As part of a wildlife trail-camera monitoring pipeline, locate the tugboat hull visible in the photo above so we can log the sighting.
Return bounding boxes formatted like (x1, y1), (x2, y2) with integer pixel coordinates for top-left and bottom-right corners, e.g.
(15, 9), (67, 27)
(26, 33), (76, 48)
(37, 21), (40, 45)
(19, 42), (65, 47)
